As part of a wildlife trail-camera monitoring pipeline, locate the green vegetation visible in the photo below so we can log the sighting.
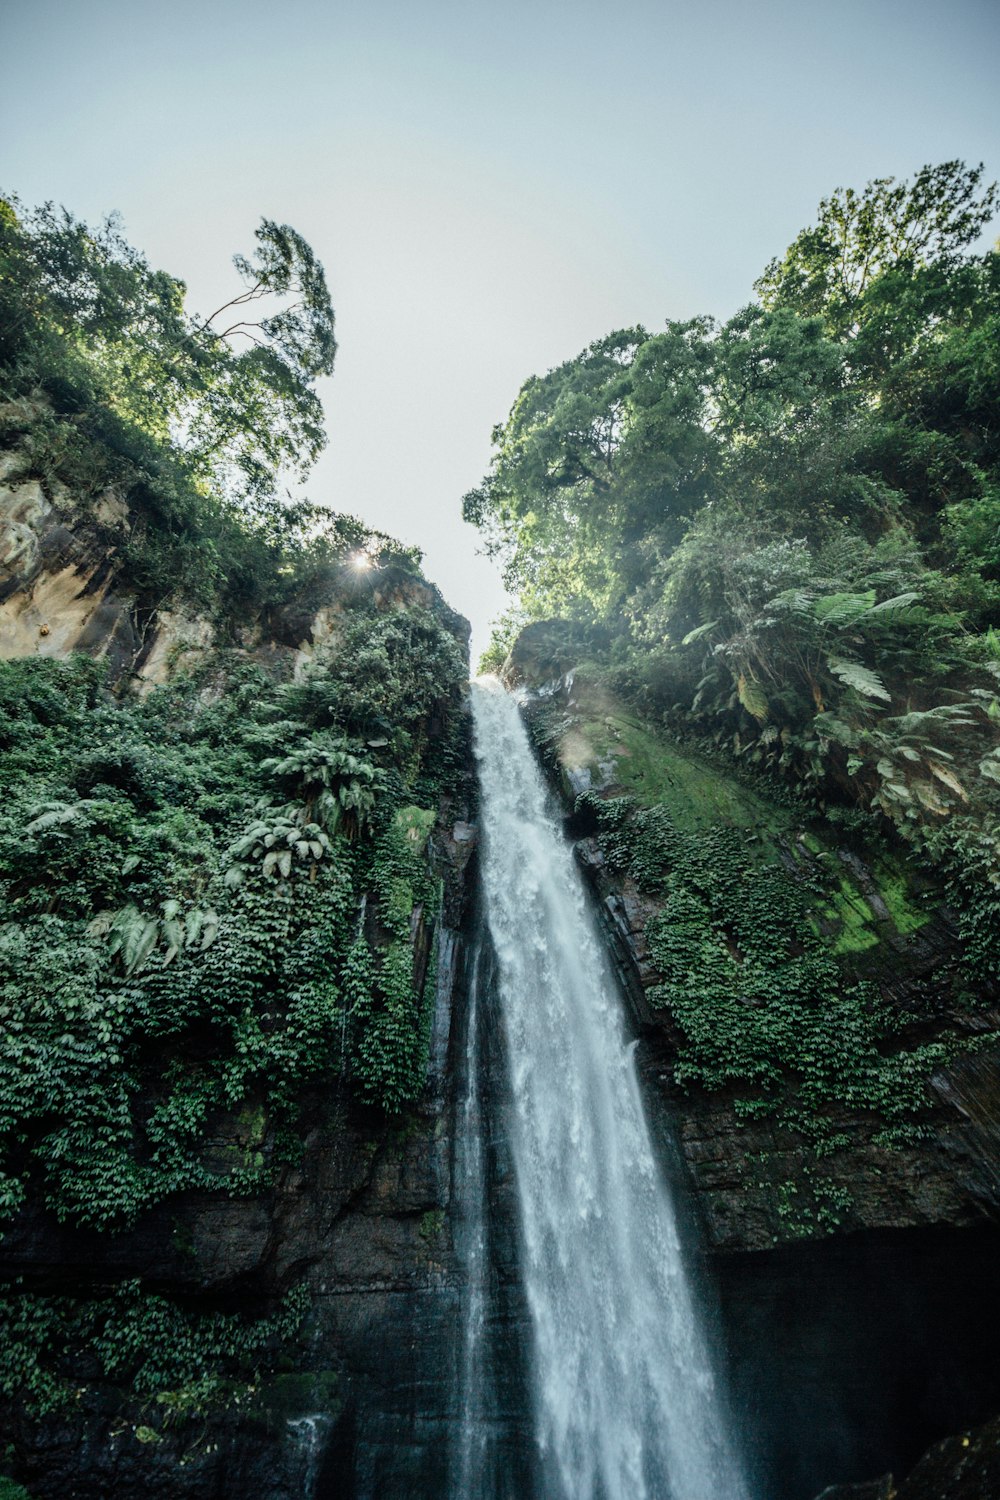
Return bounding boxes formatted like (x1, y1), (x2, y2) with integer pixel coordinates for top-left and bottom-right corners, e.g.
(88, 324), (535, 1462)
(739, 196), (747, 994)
(582, 790), (951, 1145)
(467, 162), (1000, 916)
(0, 193), (420, 617)
(0, 616), (465, 1233)
(0, 196), (470, 1455)
(470, 164), (1000, 1124)
(0, 1280), (308, 1419)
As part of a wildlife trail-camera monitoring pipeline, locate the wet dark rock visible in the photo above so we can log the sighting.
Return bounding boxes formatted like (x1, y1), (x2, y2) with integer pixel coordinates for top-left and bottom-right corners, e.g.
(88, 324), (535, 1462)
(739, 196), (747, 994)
(814, 1414), (1000, 1499)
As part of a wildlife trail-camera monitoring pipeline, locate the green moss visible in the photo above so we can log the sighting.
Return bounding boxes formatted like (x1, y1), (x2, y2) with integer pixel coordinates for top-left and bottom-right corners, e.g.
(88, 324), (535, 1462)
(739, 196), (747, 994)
(876, 867), (931, 935)
(236, 1102), (267, 1150)
(393, 805), (436, 852)
(580, 712), (783, 833)
(419, 1209), (445, 1243)
(0, 1479), (32, 1500)
(820, 857), (930, 954)
(827, 878), (881, 954)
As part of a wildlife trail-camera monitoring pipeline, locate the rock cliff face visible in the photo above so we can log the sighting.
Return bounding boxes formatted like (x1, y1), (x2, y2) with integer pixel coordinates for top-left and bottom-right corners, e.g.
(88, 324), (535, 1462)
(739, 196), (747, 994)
(817, 1413), (1000, 1500)
(502, 633), (1000, 1499)
(7, 456), (1000, 1499)
(0, 429), (466, 690)
(0, 449), (489, 1499)
(0, 442), (151, 676)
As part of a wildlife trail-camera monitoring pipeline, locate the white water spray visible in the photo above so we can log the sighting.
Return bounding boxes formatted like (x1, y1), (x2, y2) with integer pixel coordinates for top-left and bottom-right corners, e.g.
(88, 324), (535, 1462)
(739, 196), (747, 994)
(286, 1413), (332, 1498)
(469, 678), (750, 1500)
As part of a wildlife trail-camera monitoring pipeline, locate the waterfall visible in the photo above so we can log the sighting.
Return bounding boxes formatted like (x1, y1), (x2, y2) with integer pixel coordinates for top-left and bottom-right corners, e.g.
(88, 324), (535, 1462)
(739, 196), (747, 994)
(467, 677), (750, 1500)
(285, 1413), (332, 1498)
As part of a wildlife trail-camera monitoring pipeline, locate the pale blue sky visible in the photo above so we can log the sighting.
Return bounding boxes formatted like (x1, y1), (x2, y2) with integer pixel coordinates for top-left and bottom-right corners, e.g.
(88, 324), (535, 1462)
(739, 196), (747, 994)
(4, 0), (999, 657)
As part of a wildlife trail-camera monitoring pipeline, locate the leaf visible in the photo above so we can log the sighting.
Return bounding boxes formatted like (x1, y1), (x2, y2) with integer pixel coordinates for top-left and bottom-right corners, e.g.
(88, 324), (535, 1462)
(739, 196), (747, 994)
(928, 762), (968, 800)
(866, 591), (922, 619)
(25, 806), (79, 834)
(737, 673), (769, 722)
(814, 714), (858, 748)
(681, 619), (719, 646)
(813, 590), (876, 625)
(162, 918), (183, 954)
(121, 853), (140, 876)
(277, 849), (292, 878)
(766, 588), (815, 616)
(912, 779), (949, 813)
(125, 917), (159, 975)
(827, 658), (891, 702)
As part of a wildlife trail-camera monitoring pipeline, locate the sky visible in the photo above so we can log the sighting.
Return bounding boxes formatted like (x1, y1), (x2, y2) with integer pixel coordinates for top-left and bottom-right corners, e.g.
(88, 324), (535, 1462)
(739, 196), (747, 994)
(4, 0), (1000, 661)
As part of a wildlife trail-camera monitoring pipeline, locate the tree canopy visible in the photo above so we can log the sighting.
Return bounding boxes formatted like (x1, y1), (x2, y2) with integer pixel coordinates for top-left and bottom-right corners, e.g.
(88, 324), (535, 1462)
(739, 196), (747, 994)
(0, 199), (336, 510)
(468, 161), (1000, 881)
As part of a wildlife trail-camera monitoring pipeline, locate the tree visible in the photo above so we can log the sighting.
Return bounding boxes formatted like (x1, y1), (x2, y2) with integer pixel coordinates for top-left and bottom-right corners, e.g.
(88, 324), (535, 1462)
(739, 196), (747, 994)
(463, 323), (718, 614)
(755, 161), (998, 333)
(0, 198), (337, 510)
(199, 219), (336, 379)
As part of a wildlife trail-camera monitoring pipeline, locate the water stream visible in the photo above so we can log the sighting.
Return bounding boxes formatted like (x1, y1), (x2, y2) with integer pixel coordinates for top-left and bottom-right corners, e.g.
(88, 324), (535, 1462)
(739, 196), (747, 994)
(464, 677), (750, 1500)
(286, 1413), (333, 1498)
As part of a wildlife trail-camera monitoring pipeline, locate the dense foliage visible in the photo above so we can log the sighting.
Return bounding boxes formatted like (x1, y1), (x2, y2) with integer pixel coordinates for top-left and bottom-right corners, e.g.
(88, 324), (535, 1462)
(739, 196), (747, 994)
(583, 792), (951, 1144)
(0, 610), (465, 1234)
(473, 165), (1000, 1211)
(0, 198), (470, 1446)
(469, 161), (1000, 893)
(0, 195), (418, 616)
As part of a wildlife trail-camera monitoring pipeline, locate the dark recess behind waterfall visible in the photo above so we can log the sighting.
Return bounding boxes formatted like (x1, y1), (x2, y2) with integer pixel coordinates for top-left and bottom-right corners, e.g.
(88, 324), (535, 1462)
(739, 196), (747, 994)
(717, 1222), (1000, 1498)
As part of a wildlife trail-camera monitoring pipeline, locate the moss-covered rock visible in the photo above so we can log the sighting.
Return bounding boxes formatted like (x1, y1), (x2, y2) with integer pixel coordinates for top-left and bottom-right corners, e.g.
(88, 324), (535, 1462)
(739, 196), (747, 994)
(513, 659), (1000, 1250)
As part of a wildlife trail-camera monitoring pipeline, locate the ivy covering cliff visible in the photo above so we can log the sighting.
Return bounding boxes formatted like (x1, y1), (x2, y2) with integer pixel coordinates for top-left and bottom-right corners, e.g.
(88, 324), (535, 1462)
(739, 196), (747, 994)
(0, 199), (470, 1463)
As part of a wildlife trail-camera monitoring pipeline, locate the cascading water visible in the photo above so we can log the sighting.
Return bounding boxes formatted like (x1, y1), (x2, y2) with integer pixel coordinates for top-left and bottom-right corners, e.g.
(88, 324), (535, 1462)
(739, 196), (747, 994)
(454, 941), (489, 1495)
(286, 1413), (333, 1497)
(466, 677), (751, 1500)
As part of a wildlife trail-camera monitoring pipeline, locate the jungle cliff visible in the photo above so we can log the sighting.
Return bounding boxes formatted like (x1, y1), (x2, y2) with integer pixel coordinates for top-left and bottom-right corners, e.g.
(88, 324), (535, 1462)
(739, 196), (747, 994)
(500, 630), (1000, 1499)
(0, 197), (487, 1499)
(462, 162), (1000, 1497)
(0, 422), (484, 1498)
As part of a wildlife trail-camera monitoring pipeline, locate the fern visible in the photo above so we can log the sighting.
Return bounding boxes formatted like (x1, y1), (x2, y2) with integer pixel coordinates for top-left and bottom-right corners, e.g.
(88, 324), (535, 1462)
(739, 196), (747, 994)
(813, 591), (876, 625)
(866, 591), (923, 621)
(87, 901), (219, 973)
(681, 619), (720, 646)
(826, 658), (891, 702)
(737, 673), (769, 721)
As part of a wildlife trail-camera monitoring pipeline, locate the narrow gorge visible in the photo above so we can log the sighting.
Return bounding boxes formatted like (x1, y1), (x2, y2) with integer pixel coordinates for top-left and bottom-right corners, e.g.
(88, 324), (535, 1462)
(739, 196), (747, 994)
(3, 162), (1000, 1500)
